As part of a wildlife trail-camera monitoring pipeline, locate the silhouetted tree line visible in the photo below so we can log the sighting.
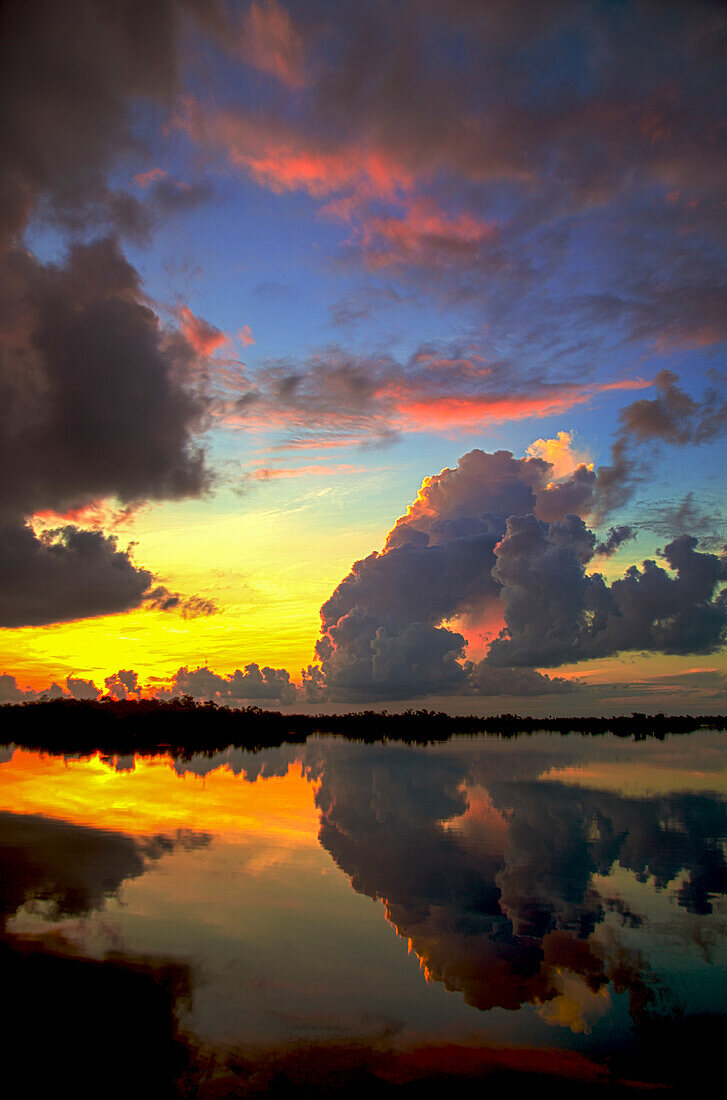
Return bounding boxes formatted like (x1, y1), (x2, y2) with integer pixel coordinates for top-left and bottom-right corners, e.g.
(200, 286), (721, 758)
(0, 698), (724, 757)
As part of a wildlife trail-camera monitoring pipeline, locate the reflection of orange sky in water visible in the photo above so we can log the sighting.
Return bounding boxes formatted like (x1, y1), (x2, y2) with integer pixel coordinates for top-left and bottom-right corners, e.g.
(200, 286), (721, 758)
(0, 750), (319, 845)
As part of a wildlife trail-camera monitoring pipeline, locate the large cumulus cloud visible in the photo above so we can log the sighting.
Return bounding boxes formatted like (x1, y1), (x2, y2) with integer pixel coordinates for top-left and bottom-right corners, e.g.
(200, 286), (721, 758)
(312, 443), (727, 701)
(489, 522), (727, 668)
(314, 448), (595, 700)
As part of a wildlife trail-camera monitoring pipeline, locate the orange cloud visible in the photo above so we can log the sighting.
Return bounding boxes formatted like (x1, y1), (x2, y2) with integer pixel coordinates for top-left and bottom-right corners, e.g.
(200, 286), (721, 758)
(526, 430), (592, 480)
(238, 324), (256, 347)
(31, 500), (139, 532)
(178, 305), (226, 356)
(388, 378), (650, 433)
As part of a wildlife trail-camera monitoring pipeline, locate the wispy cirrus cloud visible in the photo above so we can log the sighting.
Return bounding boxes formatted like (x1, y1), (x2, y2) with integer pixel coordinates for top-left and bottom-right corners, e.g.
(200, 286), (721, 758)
(251, 464), (366, 480)
(214, 343), (650, 445)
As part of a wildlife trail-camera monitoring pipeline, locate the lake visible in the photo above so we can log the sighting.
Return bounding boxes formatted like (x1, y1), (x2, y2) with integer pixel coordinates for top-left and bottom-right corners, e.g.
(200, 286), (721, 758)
(2, 726), (726, 1096)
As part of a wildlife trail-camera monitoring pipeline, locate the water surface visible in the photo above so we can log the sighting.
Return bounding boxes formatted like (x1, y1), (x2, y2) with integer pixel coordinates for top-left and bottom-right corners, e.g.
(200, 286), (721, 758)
(2, 729), (726, 1094)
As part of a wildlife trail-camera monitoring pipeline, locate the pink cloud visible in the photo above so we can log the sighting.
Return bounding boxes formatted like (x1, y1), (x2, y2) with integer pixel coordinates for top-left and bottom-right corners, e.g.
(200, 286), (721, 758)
(133, 167), (167, 188)
(214, 345), (651, 444)
(252, 464), (366, 479)
(178, 305), (227, 356)
(356, 199), (497, 269)
(178, 99), (412, 205)
(238, 324), (256, 347)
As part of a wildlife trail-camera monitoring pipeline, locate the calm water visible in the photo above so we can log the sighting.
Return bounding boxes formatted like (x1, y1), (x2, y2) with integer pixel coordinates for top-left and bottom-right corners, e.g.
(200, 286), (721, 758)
(2, 729), (727, 1094)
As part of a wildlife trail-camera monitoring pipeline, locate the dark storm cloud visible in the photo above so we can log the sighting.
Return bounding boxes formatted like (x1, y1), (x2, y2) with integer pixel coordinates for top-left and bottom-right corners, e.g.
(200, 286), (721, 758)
(0, 524), (152, 629)
(0, 236), (213, 625)
(489, 523), (727, 667)
(0, 238), (210, 518)
(0, 0), (221, 244)
(0, 2), (223, 629)
(313, 442), (727, 698)
(467, 664), (575, 697)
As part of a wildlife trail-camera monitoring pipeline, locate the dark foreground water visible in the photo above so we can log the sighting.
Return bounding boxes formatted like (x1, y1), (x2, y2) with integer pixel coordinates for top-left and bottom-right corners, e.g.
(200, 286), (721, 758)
(2, 728), (726, 1095)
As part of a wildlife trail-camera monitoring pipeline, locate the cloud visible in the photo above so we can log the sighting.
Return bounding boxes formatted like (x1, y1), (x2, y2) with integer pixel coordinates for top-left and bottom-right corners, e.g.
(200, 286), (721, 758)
(251, 464), (365, 480)
(169, 663), (296, 704)
(589, 370), (727, 522)
(314, 446), (604, 700)
(178, 305), (226, 355)
(147, 177), (213, 214)
(594, 525), (635, 557)
(134, 168), (168, 189)
(181, 1), (727, 365)
(218, 342), (648, 445)
(0, 524), (153, 629)
(240, 0), (307, 89)
(66, 676), (100, 700)
(143, 585), (218, 619)
(0, 3), (223, 630)
(0, 237), (213, 626)
(467, 664), (576, 697)
(619, 369), (727, 446)
(105, 669), (142, 700)
(489, 524), (727, 667)
(0, 675), (33, 704)
(312, 439), (727, 699)
(0, 0), (222, 244)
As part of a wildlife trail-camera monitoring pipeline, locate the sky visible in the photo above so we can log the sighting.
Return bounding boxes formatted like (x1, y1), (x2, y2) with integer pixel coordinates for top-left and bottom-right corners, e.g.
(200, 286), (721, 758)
(1, 0), (726, 714)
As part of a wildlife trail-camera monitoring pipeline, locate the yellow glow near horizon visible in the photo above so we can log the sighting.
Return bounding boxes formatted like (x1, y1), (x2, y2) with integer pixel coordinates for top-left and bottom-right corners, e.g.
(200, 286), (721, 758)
(0, 749), (320, 844)
(0, 486), (387, 690)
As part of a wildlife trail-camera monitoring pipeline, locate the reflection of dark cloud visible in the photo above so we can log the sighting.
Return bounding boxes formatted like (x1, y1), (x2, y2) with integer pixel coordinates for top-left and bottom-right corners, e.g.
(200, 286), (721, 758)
(0, 809), (210, 923)
(308, 740), (727, 1019)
